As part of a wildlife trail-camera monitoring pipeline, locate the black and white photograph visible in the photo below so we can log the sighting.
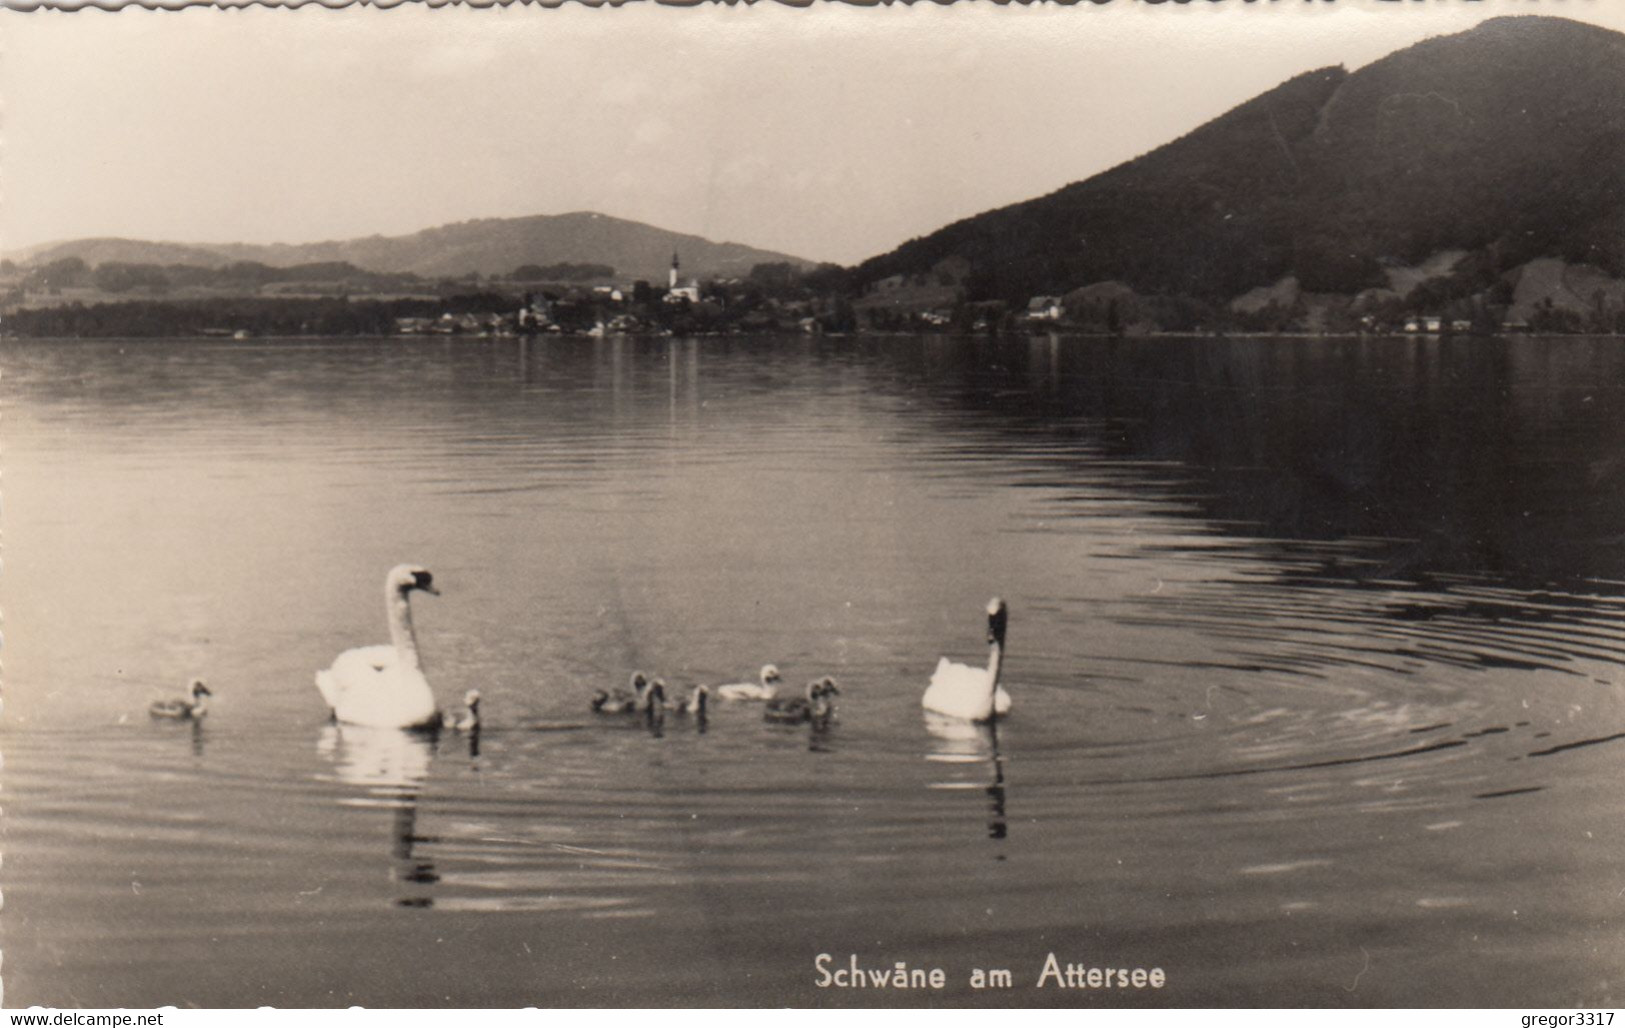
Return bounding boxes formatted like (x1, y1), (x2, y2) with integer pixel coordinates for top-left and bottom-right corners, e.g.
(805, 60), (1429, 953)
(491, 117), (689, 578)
(4, 0), (1625, 1009)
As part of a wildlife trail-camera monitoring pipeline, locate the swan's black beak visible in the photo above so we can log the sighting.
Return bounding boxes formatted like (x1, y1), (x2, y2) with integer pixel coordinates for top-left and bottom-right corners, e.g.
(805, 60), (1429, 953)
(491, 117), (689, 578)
(412, 570), (439, 595)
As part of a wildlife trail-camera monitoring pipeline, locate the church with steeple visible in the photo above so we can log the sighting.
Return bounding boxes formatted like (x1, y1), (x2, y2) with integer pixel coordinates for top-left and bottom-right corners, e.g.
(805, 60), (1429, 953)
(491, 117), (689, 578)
(665, 251), (700, 303)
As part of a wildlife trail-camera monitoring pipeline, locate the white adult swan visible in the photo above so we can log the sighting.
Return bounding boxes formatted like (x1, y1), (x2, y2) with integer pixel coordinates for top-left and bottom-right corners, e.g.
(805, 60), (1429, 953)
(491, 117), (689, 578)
(922, 598), (1012, 722)
(316, 564), (442, 730)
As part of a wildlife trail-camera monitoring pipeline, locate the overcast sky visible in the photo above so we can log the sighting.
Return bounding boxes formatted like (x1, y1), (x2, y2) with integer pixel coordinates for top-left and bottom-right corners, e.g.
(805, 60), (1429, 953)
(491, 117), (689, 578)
(5, 0), (1622, 265)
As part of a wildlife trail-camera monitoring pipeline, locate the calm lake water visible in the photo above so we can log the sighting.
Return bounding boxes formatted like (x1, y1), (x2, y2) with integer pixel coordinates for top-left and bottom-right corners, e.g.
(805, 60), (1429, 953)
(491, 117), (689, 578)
(6, 333), (1625, 1007)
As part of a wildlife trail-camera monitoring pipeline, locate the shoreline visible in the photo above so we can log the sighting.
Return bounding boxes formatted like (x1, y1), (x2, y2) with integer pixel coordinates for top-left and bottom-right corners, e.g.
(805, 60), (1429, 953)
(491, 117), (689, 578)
(4, 329), (1624, 343)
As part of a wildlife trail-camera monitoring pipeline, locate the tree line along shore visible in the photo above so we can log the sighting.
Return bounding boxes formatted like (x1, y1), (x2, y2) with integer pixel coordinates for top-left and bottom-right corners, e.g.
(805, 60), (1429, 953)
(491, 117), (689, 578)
(4, 254), (1620, 340)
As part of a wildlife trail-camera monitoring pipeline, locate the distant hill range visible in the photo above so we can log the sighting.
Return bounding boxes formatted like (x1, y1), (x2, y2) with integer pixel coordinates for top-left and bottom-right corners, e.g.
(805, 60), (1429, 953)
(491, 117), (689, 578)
(12, 212), (812, 282)
(853, 16), (1625, 314)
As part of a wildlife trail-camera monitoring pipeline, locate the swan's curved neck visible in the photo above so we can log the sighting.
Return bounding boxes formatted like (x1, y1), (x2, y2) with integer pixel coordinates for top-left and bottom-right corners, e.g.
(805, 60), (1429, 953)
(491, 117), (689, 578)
(387, 586), (424, 673)
(986, 639), (1004, 696)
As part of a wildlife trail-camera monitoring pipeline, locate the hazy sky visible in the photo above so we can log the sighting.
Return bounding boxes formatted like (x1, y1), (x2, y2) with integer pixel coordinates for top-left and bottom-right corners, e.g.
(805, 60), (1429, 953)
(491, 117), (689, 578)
(5, 0), (1623, 265)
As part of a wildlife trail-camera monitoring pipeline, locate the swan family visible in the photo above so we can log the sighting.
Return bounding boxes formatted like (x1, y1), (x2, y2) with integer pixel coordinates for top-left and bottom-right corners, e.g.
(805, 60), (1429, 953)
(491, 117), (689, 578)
(296, 564), (1014, 734)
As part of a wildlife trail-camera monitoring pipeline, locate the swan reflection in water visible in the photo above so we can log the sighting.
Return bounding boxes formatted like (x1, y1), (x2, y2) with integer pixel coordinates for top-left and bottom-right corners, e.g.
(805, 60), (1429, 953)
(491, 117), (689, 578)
(316, 723), (451, 908)
(807, 700), (841, 753)
(151, 716), (209, 759)
(923, 713), (1008, 844)
(146, 702), (210, 758)
(757, 679), (839, 752)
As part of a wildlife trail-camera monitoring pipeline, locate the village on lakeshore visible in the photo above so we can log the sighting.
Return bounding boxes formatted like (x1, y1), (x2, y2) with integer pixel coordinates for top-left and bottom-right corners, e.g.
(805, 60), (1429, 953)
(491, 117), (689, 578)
(2, 243), (1620, 341)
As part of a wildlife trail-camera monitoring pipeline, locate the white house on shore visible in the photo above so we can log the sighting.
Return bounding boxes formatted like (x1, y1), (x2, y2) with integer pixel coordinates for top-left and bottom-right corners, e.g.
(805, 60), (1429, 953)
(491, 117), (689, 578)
(1026, 296), (1065, 321)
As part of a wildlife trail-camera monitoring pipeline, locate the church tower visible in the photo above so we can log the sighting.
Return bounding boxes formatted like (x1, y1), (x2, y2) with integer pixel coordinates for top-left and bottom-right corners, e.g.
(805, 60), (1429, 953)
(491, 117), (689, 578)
(670, 252), (680, 290)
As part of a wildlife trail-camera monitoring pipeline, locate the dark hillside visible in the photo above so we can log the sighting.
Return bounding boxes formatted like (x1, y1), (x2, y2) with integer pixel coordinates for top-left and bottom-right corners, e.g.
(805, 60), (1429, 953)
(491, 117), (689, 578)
(858, 67), (1346, 302)
(855, 16), (1625, 305)
(1298, 16), (1625, 274)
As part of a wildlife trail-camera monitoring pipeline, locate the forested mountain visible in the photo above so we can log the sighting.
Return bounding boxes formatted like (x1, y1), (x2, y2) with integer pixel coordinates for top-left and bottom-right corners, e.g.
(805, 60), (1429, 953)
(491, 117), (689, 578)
(853, 16), (1625, 306)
